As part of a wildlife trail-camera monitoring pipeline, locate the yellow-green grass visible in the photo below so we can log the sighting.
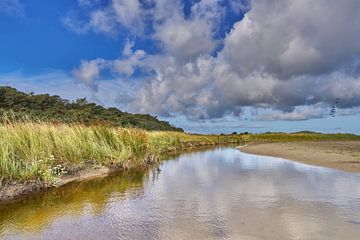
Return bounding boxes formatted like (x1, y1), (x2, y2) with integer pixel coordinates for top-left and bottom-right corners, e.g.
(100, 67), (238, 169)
(0, 122), (243, 185)
(241, 132), (360, 142)
(0, 123), (148, 185)
(0, 121), (359, 186)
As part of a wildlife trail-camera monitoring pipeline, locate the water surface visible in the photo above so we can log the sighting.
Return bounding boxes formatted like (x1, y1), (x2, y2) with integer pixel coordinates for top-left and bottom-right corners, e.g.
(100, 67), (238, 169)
(1, 147), (360, 239)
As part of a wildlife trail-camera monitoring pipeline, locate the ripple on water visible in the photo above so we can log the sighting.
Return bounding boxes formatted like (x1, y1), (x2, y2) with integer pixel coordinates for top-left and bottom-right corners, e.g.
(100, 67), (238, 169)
(1, 148), (360, 240)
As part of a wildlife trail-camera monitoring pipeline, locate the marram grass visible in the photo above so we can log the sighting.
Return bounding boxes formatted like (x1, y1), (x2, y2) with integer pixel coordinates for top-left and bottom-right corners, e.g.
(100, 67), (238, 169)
(0, 123), (150, 185)
(0, 122), (235, 185)
(0, 121), (359, 186)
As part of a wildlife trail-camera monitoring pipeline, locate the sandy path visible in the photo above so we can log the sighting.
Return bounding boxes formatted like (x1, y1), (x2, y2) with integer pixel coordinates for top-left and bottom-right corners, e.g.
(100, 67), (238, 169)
(240, 141), (360, 173)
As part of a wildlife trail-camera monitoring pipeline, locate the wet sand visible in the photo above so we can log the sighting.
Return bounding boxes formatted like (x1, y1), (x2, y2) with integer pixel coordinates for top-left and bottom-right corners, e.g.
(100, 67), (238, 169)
(240, 141), (360, 173)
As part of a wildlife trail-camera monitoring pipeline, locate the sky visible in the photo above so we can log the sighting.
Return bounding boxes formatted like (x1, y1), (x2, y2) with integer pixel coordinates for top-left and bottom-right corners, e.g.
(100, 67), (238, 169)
(0, 0), (360, 134)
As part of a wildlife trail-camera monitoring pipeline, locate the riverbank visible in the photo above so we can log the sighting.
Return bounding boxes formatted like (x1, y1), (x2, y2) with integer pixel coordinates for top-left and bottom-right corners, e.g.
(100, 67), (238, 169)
(0, 139), (221, 202)
(240, 141), (360, 173)
(0, 165), (120, 202)
(1, 121), (360, 202)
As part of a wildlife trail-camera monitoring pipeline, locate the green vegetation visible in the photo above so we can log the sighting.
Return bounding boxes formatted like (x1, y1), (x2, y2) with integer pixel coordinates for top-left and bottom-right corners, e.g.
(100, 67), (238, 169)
(0, 120), (359, 187)
(241, 132), (360, 142)
(291, 130), (320, 134)
(0, 121), (243, 186)
(0, 86), (183, 132)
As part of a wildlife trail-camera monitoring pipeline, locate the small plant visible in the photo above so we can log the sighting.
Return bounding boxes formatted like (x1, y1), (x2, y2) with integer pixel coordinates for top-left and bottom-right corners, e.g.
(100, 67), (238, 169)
(51, 164), (67, 176)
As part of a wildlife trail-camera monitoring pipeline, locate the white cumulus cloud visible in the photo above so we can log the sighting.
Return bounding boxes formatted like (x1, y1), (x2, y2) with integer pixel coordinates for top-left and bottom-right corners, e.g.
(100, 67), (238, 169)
(69, 0), (360, 121)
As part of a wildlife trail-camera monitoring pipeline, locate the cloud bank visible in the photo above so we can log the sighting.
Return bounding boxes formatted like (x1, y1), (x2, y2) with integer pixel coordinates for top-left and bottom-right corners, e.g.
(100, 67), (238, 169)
(68, 0), (360, 121)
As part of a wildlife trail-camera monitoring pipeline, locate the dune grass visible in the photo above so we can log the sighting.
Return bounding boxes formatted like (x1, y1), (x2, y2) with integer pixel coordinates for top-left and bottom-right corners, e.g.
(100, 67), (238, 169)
(0, 121), (359, 186)
(0, 123), (151, 185)
(0, 122), (241, 185)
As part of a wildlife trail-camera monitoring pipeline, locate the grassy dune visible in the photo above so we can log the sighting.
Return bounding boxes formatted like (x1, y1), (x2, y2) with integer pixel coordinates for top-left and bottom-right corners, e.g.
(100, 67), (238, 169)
(0, 121), (359, 186)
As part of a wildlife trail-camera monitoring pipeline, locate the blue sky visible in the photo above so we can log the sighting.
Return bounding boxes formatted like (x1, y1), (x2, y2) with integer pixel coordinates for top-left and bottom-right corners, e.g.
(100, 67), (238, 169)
(0, 1), (124, 73)
(0, 0), (360, 134)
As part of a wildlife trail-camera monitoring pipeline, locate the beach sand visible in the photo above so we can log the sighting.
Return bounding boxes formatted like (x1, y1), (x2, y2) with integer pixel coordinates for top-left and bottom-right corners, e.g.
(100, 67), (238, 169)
(240, 141), (360, 173)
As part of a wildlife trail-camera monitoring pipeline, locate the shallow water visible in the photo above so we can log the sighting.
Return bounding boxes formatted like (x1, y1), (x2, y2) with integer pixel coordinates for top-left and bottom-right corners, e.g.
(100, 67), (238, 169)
(1, 147), (360, 240)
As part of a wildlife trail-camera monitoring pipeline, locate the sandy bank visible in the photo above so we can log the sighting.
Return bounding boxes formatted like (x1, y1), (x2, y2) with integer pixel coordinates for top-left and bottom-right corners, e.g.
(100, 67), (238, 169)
(240, 141), (360, 173)
(0, 142), (221, 203)
(0, 166), (122, 203)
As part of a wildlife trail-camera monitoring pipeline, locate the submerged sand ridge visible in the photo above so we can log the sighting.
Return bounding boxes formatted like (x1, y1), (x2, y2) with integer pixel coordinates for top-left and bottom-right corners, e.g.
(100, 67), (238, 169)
(240, 141), (360, 173)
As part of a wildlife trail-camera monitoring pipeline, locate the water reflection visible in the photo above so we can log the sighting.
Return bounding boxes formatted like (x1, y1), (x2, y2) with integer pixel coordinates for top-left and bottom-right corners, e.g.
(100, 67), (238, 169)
(1, 147), (360, 240)
(0, 170), (147, 235)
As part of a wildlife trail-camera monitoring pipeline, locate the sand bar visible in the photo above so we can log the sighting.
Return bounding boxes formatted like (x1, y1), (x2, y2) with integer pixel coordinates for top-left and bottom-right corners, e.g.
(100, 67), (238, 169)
(240, 141), (360, 173)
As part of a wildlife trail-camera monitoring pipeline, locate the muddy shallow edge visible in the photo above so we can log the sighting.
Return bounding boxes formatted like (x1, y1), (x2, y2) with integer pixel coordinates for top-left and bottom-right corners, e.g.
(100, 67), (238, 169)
(0, 142), (227, 203)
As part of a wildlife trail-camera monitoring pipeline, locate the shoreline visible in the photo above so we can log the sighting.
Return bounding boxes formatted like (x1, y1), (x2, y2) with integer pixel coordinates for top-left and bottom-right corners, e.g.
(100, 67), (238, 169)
(0, 166), (120, 204)
(0, 142), (222, 203)
(239, 141), (360, 173)
(2, 140), (360, 203)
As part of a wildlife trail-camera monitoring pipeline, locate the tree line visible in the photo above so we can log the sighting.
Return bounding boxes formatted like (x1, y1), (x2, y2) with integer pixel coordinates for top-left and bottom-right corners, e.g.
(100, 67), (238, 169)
(0, 86), (183, 132)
